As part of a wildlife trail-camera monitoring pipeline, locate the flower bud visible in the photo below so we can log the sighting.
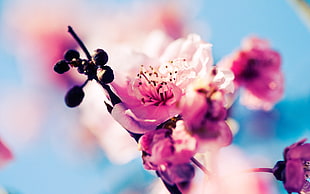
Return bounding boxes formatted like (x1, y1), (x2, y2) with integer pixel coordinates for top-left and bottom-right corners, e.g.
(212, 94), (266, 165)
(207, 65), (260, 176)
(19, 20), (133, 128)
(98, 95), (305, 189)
(54, 60), (70, 74)
(65, 86), (85, 107)
(98, 66), (114, 84)
(272, 160), (286, 181)
(93, 49), (109, 67)
(64, 49), (80, 61)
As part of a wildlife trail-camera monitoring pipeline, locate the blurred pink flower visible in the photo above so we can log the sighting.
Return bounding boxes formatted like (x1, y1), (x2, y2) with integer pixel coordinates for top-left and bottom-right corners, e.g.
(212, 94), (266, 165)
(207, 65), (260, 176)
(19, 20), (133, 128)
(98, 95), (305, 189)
(78, 83), (140, 164)
(111, 34), (213, 131)
(139, 120), (197, 184)
(0, 138), (13, 168)
(178, 67), (234, 151)
(219, 36), (284, 110)
(282, 139), (310, 193)
(4, 0), (201, 87)
(182, 146), (276, 194)
(3, 0), (85, 88)
(0, 88), (45, 152)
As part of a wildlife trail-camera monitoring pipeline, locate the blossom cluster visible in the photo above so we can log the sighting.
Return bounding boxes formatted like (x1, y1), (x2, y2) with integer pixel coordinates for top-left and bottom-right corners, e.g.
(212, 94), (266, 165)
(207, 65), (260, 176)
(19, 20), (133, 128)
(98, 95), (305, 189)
(107, 32), (284, 188)
(49, 26), (308, 194)
(108, 34), (235, 188)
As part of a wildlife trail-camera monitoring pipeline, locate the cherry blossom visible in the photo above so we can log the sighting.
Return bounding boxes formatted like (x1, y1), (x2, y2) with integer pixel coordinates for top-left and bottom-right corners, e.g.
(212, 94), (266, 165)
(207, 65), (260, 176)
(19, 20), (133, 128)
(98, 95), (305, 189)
(219, 36), (284, 110)
(177, 67), (234, 151)
(278, 139), (310, 193)
(111, 34), (213, 131)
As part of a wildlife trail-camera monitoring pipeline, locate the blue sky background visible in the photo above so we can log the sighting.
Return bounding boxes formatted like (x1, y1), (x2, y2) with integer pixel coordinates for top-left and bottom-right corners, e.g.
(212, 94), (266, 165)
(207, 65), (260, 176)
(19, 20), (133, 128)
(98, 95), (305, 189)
(0, 0), (309, 193)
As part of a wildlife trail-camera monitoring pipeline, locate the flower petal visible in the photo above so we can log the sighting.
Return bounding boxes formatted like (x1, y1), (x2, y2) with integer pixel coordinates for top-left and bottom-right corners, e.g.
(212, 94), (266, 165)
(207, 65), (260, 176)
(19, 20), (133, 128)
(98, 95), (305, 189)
(111, 103), (154, 133)
(0, 139), (13, 168)
(284, 160), (305, 193)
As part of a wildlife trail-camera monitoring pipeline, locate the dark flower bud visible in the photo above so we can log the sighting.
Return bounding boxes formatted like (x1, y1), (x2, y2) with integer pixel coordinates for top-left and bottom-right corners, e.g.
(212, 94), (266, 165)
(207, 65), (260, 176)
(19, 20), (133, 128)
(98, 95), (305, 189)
(64, 49), (80, 61)
(54, 60), (70, 74)
(86, 64), (98, 79)
(273, 160), (286, 181)
(65, 86), (85, 107)
(77, 65), (85, 74)
(98, 66), (114, 84)
(93, 49), (109, 67)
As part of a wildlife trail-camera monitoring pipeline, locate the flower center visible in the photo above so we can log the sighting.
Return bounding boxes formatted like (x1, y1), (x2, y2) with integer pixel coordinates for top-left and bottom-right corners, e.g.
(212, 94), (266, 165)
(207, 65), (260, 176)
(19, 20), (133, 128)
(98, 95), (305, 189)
(133, 61), (184, 106)
(240, 58), (260, 80)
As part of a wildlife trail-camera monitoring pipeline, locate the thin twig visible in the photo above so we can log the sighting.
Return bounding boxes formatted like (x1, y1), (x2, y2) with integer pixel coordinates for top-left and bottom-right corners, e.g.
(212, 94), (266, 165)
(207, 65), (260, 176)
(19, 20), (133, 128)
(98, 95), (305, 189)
(68, 26), (92, 60)
(101, 83), (122, 105)
(191, 157), (210, 175)
(244, 168), (273, 173)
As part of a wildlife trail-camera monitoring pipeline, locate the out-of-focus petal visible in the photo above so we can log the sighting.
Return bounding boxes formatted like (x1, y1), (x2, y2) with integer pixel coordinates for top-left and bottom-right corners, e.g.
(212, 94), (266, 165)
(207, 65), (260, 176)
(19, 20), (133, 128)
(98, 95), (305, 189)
(285, 160), (305, 192)
(111, 103), (153, 133)
(286, 143), (310, 161)
(0, 139), (13, 168)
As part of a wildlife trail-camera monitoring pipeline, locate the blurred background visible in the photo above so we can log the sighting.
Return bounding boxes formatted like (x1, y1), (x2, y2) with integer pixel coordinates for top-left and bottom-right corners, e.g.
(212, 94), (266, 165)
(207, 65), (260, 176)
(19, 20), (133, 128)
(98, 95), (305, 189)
(0, 0), (309, 193)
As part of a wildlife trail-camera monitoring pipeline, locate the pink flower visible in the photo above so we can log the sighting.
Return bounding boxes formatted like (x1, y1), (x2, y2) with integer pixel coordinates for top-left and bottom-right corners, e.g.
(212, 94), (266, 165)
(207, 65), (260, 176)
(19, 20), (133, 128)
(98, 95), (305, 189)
(111, 34), (213, 131)
(0, 138), (13, 168)
(178, 67), (234, 151)
(138, 120), (197, 184)
(281, 139), (310, 193)
(139, 120), (197, 168)
(219, 36), (284, 110)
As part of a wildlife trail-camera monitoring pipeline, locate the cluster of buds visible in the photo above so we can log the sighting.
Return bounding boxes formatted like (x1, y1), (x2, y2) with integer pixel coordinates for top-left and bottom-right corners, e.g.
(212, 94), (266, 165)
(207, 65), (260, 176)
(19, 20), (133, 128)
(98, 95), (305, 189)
(53, 27), (115, 107)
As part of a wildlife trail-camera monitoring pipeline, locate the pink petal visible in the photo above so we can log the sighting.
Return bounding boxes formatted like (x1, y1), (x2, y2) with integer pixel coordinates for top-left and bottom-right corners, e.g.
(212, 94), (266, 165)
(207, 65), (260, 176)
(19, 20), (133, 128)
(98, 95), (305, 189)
(0, 139), (13, 168)
(166, 163), (195, 184)
(111, 103), (154, 133)
(242, 36), (271, 50)
(196, 121), (233, 152)
(284, 160), (305, 192)
(286, 143), (310, 161)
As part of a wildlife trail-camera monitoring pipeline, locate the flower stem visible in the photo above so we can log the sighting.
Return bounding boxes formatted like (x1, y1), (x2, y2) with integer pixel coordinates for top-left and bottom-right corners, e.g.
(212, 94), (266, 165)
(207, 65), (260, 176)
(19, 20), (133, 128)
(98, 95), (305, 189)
(101, 83), (122, 105)
(244, 168), (273, 173)
(191, 157), (210, 175)
(68, 26), (92, 60)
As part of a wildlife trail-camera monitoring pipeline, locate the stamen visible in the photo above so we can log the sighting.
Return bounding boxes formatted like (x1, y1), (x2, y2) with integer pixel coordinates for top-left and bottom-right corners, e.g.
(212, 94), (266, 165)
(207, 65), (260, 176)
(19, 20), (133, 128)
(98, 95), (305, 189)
(160, 93), (164, 101)
(134, 63), (178, 106)
(140, 71), (151, 83)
